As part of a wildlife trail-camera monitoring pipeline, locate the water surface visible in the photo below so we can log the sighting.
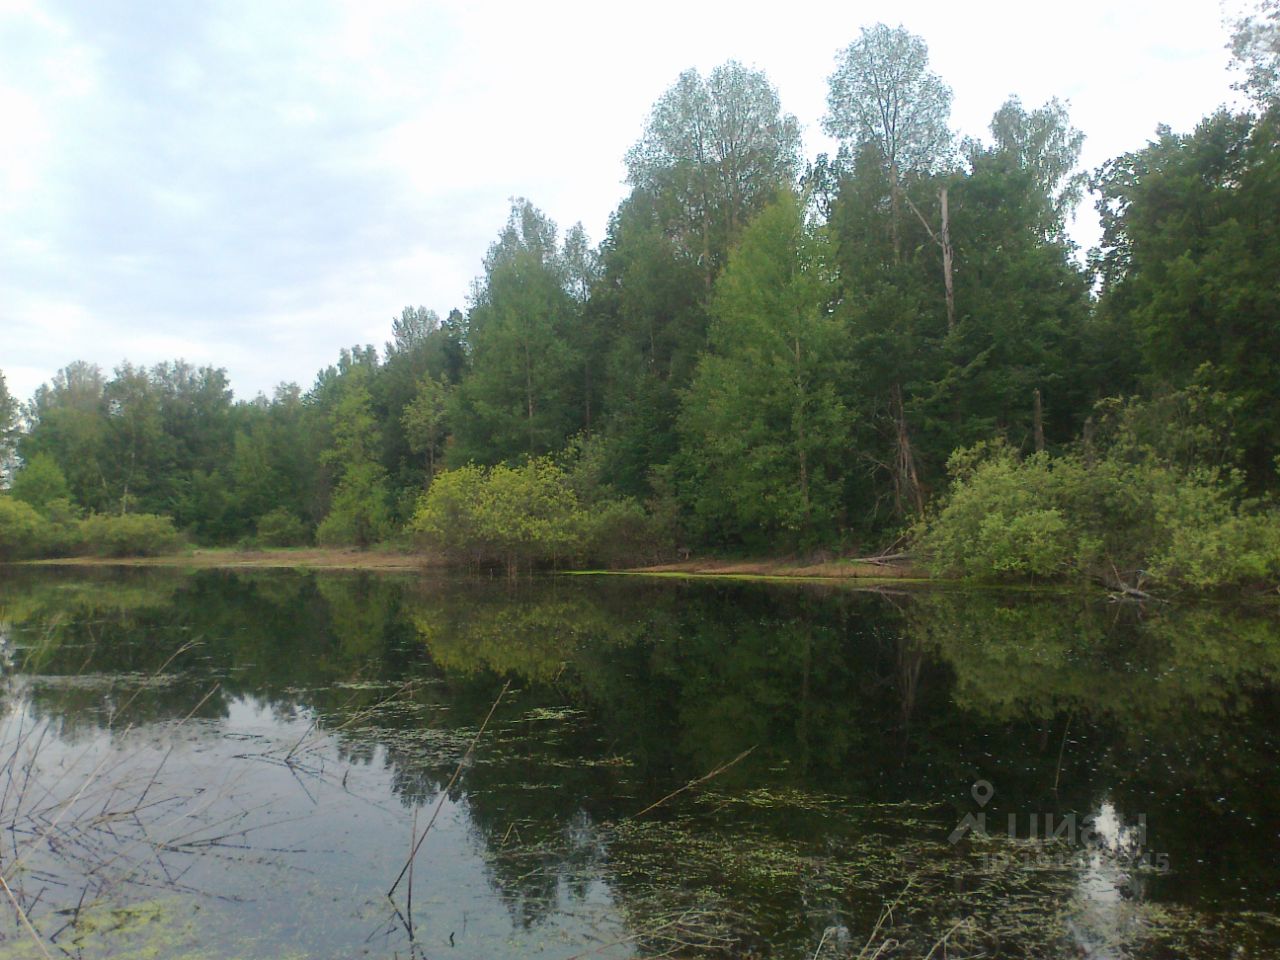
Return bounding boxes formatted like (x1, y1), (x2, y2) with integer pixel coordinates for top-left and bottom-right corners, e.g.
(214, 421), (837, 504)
(0, 568), (1276, 958)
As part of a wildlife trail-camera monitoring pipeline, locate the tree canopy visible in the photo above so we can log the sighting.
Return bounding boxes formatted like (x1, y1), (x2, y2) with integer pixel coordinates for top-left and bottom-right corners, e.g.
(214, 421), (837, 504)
(5, 12), (1279, 579)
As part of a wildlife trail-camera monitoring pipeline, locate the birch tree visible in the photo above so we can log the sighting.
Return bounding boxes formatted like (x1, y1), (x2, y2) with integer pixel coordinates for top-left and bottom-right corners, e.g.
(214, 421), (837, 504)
(824, 24), (953, 261)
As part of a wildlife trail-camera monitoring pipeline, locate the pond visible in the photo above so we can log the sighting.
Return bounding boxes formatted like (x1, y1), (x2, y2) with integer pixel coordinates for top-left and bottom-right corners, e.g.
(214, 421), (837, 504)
(0, 567), (1276, 958)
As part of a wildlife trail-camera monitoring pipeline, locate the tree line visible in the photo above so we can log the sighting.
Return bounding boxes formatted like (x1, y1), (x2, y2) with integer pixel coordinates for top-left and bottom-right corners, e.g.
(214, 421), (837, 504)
(2, 11), (1279, 583)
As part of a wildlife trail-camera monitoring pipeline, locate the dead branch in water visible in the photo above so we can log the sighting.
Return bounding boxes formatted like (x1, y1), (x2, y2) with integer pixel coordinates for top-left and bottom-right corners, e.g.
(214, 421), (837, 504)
(387, 678), (511, 898)
(630, 746), (756, 819)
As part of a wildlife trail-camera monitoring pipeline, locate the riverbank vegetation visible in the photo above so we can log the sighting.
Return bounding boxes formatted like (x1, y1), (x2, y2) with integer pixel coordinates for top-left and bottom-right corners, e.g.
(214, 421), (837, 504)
(3, 8), (1280, 587)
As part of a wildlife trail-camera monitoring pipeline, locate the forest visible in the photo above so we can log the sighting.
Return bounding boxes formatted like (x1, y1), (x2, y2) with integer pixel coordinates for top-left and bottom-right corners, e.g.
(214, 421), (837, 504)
(2, 10), (1280, 590)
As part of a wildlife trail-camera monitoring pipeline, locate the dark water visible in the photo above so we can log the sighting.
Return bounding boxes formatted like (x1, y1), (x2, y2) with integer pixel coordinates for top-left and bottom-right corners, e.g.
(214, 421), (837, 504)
(0, 567), (1277, 959)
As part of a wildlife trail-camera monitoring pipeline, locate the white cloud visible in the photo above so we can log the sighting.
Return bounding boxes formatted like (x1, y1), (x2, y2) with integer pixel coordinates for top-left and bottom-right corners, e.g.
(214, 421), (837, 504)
(0, 0), (1241, 404)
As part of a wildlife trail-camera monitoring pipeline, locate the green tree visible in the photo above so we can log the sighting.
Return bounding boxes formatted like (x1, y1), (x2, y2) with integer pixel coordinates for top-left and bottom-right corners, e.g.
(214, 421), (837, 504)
(678, 193), (851, 547)
(379, 305), (466, 502)
(0, 370), (16, 483)
(1093, 109), (1280, 483)
(0, 497), (46, 560)
(824, 24), (953, 260)
(401, 373), (449, 476)
(985, 96), (1086, 240)
(627, 60), (802, 291)
(591, 189), (709, 497)
(103, 363), (169, 514)
(1230, 0), (1280, 107)
(21, 362), (111, 513)
(317, 380), (392, 547)
(940, 98), (1093, 450)
(561, 222), (607, 436)
(449, 200), (585, 464)
(915, 443), (1280, 590)
(823, 91), (1094, 529)
(10, 453), (71, 513)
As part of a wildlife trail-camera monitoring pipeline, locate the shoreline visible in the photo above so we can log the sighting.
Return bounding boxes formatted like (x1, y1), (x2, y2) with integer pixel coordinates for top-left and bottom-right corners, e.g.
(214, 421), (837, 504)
(20, 547), (432, 572)
(606, 558), (925, 581)
(15, 552), (1277, 600)
(18, 549), (923, 581)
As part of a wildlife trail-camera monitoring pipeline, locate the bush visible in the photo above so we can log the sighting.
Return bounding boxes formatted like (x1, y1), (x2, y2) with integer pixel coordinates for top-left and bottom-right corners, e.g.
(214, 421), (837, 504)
(1147, 481), (1280, 589)
(255, 508), (310, 547)
(581, 498), (667, 568)
(316, 464), (392, 548)
(10, 454), (72, 512)
(411, 458), (664, 572)
(0, 497), (47, 560)
(78, 513), (185, 558)
(36, 498), (85, 556)
(411, 459), (581, 572)
(915, 445), (1280, 590)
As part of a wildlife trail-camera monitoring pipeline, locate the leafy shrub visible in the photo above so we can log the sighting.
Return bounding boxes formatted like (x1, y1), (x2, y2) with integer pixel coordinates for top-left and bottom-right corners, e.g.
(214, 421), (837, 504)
(581, 498), (666, 568)
(1146, 480), (1280, 588)
(915, 444), (1280, 590)
(255, 508), (310, 547)
(78, 513), (185, 557)
(316, 464), (392, 548)
(9, 454), (72, 512)
(411, 459), (581, 572)
(0, 497), (47, 560)
(411, 458), (664, 572)
(35, 498), (85, 556)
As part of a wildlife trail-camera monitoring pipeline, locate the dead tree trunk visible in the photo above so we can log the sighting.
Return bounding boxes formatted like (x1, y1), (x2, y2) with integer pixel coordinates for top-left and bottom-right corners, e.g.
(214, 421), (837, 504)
(891, 384), (926, 518)
(1033, 388), (1046, 453)
(939, 187), (955, 333)
(890, 163), (902, 264)
(904, 189), (956, 333)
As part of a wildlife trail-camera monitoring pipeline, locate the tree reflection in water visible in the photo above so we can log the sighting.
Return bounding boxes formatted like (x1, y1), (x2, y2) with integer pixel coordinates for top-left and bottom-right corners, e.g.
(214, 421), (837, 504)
(0, 567), (1276, 958)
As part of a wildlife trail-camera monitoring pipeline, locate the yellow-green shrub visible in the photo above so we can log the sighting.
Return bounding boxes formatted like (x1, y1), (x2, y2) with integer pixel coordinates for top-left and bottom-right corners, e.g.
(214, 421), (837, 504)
(915, 445), (1280, 590)
(0, 497), (47, 560)
(410, 458), (663, 572)
(78, 513), (184, 557)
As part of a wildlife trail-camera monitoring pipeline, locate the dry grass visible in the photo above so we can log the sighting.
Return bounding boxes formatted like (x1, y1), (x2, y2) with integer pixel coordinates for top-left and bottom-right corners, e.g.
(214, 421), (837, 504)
(619, 558), (925, 580)
(22, 546), (435, 572)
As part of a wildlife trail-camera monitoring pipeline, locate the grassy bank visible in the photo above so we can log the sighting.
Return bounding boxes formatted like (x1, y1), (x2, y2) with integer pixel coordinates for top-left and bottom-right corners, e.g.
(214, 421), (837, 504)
(590, 557), (926, 582)
(21, 546), (432, 572)
(19, 548), (927, 581)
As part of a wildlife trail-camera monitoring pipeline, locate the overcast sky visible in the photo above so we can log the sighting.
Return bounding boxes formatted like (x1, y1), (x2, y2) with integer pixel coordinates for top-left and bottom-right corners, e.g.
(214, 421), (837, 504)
(0, 0), (1247, 404)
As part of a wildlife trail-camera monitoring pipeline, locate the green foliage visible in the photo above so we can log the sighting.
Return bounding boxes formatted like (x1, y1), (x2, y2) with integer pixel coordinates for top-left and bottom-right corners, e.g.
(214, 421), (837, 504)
(678, 193), (852, 548)
(914, 449), (1075, 579)
(448, 200), (586, 465)
(317, 381), (393, 547)
(10, 453), (72, 512)
(411, 458), (662, 572)
(916, 445), (1280, 590)
(0, 369), (16, 479)
(985, 96), (1086, 239)
(255, 507), (310, 547)
(0, 496), (46, 560)
(1229, 0), (1280, 107)
(1093, 108), (1280, 483)
(316, 462), (393, 547)
(1089, 379), (1245, 471)
(822, 86), (1095, 534)
(824, 23), (953, 179)
(78, 513), (184, 558)
(590, 189), (709, 498)
(580, 497), (667, 568)
(627, 60), (802, 287)
(401, 373), (449, 476)
(6, 46), (1280, 576)
(411, 459), (580, 572)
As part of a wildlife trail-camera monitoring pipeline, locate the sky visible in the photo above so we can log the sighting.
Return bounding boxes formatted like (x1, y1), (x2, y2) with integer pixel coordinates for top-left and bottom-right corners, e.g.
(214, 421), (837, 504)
(0, 0), (1249, 404)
